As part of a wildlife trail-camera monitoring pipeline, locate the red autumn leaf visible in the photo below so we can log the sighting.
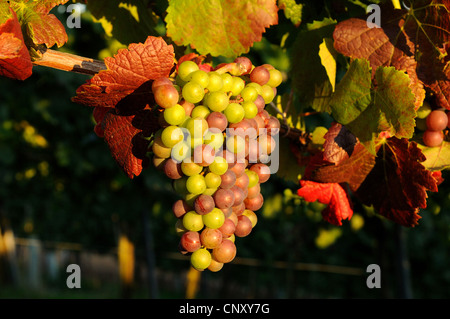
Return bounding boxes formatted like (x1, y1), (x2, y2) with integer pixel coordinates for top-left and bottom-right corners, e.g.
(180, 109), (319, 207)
(308, 123), (378, 192)
(73, 36), (175, 178)
(0, 5), (32, 80)
(298, 180), (353, 226)
(355, 138), (439, 227)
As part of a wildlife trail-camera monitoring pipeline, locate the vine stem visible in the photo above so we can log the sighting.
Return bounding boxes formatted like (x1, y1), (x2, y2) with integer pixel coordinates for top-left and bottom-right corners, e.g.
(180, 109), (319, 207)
(33, 49), (307, 141)
(32, 48), (107, 76)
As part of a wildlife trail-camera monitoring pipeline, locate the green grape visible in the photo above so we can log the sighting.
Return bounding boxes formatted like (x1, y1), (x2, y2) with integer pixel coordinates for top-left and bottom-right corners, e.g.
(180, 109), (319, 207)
(152, 136), (171, 158)
(181, 160), (203, 176)
(203, 128), (224, 150)
(171, 140), (190, 162)
(182, 211), (204, 232)
(246, 82), (262, 95)
(230, 77), (245, 96)
(185, 117), (209, 140)
(182, 81), (205, 104)
(240, 86), (258, 102)
(205, 91), (229, 112)
(178, 61), (199, 81)
(191, 105), (211, 119)
(209, 156), (228, 175)
(190, 248), (212, 270)
(207, 72), (224, 92)
(267, 69), (283, 88)
(226, 134), (246, 154)
(202, 207), (225, 229)
(186, 174), (207, 194)
(190, 69), (210, 88)
(224, 103), (245, 124)
(205, 172), (221, 189)
(161, 125), (184, 148)
(203, 187), (217, 196)
(417, 101), (432, 119)
(260, 84), (275, 104)
(164, 104), (186, 126)
(221, 73), (233, 92)
(246, 169), (259, 188)
(242, 101), (258, 119)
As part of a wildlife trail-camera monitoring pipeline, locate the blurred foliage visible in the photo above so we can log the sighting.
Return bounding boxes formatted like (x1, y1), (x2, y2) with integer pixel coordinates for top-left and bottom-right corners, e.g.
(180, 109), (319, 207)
(0, 0), (449, 299)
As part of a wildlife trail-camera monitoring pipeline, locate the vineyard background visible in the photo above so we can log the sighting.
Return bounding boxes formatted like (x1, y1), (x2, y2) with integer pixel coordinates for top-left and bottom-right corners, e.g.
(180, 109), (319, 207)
(1, 1), (450, 299)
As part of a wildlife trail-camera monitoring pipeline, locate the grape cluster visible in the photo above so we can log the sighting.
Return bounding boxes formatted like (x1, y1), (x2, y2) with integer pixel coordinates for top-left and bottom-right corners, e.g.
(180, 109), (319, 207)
(149, 57), (282, 271)
(417, 101), (450, 147)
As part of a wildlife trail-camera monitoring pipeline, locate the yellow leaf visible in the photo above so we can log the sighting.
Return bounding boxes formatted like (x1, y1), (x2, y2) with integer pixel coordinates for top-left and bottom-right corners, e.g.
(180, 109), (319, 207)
(318, 38), (337, 92)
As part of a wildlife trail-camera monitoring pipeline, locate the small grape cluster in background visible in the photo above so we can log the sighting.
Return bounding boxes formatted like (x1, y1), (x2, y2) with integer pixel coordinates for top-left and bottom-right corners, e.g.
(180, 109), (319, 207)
(416, 101), (449, 147)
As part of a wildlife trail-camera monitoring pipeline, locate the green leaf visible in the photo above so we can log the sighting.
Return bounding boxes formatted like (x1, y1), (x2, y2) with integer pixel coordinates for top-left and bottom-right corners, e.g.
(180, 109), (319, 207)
(9, 0), (69, 53)
(417, 140), (450, 171)
(165, 0), (278, 58)
(330, 59), (416, 154)
(278, 0), (302, 27)
(86, 0), (160, 45)
(290, 18), (336, 113)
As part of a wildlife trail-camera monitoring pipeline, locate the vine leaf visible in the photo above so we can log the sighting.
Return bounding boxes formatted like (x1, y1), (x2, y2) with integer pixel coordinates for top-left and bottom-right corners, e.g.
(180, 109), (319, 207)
(291, 18), (336, 113)
(8, 0), (69, 58)
(73, 36), (175, 178)
(417, 140), (450, 171)
(333, 1), (450, 110)
(297, 180), (353, 226)
(356, 138), (439, 227)
(165, 0), (278, 58)
(0, 4), (32, 80)
(329, 59), (416, 154)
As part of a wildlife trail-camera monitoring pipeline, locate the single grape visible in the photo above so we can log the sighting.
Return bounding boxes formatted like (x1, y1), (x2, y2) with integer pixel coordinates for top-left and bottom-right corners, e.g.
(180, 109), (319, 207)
(234, 56), (252, 74)
(247, 183), (261, 199)
(246, 169), (259, 188)
(205, 172), (222, 189)
(200, 227), (223, 249)
(218, 218), (236, 238)
(250, 66), (270, 86)
(230, 161), (246, 177)
(206, 72), (224, 92)
(260, 84), (275, 104)
(202, 207), (225, 229)
(178, 61), (199, 81)
(205, 91), (229, 112)
(189, 69), (210, 88)
(163, 158), (183, 179)
(164, 104), (186, 126)
(265, 116), (281, 135)
(207, 258), (224, 272)
(230, 185), (246, 206)
(235, 172), (249, 189)
(242, 101), (258, 119)
(240, 86), (258, 102)
(242, 209), (257, 227)
(209, 156), (229, 175)
(152, 77), (172, 91)
(179, 99), (195, 117)
(191, 248), (212, 270)
(203, 128), (224, 151)
(171, 140), (190, 163)
(185, 117), (209, 139)
(194, 194), (215, 215)
(180, 231), (201, 252)
(232, 202), (246, 216)
(423, 130), (444, 147)
(426, 110), (448, 131)
(207, 112), (228, 132)
(244, 193), (264, 211)
(153, 84), (179, 109)
(212, 239), (236, 263)
(172, 199), (191, 219)
(181, 160), (203, 176)
(161, 125), (184, 148)
(267, 68), (283, 88)
(221, 73), (233, 92)
(193, 144), (215, 166)
(182, 81), (205, 104)
(191, 105), (211, 119)
(186, 174), (207, 195)
(214, 188), (235, 209)
(220, 170), (237, 189)
(182, 211), (204, 232)
(234, 215), (253, 237)
(152, 136), (172, 158)
(230, 77), (245, 96)
(249, 163), (271, 183)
